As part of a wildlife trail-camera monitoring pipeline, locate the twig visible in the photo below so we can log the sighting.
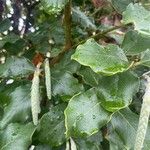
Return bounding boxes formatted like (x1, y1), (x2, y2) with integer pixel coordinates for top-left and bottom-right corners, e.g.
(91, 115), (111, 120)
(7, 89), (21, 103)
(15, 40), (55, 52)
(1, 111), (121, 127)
(63, 0), (72, 51)
(51, 24), (129, 66)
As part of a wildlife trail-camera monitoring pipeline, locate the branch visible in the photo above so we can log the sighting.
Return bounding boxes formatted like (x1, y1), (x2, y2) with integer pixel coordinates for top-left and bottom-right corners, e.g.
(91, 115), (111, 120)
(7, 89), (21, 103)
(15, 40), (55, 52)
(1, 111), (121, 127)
(73, 24), (128, 48)
(50, 24), (129, 66)
(50, 0), (72, 66)
(63, 0), (72, 51)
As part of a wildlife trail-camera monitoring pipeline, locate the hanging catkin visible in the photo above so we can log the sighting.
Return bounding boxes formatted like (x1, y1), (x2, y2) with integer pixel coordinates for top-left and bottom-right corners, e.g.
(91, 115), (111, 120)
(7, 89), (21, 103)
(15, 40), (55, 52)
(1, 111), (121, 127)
(65, 138), (77, 150)
(31, 63), (41, 125)
(70, 138), (77, 150)
(44, 58), (51, 100)
(134, 75), (150, 150)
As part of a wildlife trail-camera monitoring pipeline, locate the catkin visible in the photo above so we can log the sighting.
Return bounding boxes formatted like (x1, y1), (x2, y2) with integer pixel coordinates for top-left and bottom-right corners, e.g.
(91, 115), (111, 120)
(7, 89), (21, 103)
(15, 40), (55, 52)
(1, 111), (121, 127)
(44, 58), (51, 100)
(65, 141), (70, 150)
(65, 138), (77, 150)
(70, 138), (77, 150)
(134, 76), (150, 150)
(31, 63), (41, 125)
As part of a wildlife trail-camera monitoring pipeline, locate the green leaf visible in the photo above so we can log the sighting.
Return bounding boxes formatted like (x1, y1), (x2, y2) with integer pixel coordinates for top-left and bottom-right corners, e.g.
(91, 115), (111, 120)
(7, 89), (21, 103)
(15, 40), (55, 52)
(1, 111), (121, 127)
(107, 108), (150, 150)
(0, 56), (34, 78)
(72, 7), (96, 30)
(36, 104), (66, 147)
(111, 0), (134, 13)
(122, 3), (150, 35)
(0, 123), (35, 150)
(97, 71), (139, 112)
(41, 0), (69, 14)
(71, 39), (129, 75)
(0, 19), (11, 33)
(0, 33), (20, 49)
(139, 49), (150, 67)
(122, 30), (150, 55)
(78, 67), (101, 87)
(0, 84), (32, 129)
(65, 88), (112, 138)
(52, 71), (84, 101)
(35, 144), (65, 150)
(75, 132), (103, 150)
(4, 39), (27, 55)
(53, 51), (81, 74)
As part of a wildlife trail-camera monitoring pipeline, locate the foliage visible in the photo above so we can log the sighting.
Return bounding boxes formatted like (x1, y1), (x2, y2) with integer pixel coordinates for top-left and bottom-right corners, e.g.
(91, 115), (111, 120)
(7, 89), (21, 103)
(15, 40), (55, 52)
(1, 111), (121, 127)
(0, 0), (150, 149)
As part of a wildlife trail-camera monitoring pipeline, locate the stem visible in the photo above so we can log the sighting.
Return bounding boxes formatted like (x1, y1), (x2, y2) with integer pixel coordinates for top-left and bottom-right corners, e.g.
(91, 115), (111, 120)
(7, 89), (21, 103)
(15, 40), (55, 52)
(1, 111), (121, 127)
(73, 24), (128, 48)
(50, 0), (72, 66)
(63, 0), (72, 51)
(134, 75), (150, 150)
(51, 24), (129, 66)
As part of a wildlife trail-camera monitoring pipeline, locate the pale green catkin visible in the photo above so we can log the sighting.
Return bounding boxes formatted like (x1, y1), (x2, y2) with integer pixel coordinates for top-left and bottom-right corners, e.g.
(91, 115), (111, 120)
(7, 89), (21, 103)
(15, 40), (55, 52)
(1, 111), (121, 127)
(31, 63), (41, 125)
(65, 138), (77, 150)
(44, 58), (51, 100)
(65, 141), (70, 150)
(70, 138), (77, 150)
(134, 76), (150, 150)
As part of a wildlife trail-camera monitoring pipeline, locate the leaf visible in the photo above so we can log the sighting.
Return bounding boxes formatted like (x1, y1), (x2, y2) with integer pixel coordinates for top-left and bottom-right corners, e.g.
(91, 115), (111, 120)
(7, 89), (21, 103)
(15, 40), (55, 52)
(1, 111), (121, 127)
(0, 33), (20, 49)
(53, 51), (80, 74)
(75, 132), (103, 150)
(139, 49), (150, 67)
(52, 71), (84, 101)
(72, 7), (96, 30)
(0, 56), (34, 78)
(0, 84), (32, 129)
(65, 88), (112, 138)
(107, 108), (150, 150)
(97, 71), (139, 112)
(41, 0), (69, 14)
(36, 104), (66, 147)
(71, 39), (129, 75)
(122, 3), (150, 35)
(4, 39), (27, 55)
(0, 19), (11, 33)
(0, 123), (35, 150)
(111, 0), (134, 13)
(27, 19), (64, 54)
(78, 67), (101, 87)
(122, 30), (150, 55)
(35, 144), (65, 150)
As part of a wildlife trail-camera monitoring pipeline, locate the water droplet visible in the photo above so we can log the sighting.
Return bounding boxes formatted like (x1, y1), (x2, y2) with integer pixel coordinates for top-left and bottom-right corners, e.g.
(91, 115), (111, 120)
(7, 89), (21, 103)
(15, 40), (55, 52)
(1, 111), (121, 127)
(92, 115), (96, 119)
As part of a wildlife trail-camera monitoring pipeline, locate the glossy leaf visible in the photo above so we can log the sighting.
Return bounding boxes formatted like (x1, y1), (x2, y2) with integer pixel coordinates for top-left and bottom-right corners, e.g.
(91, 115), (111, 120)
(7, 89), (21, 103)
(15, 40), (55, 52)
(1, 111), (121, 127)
(72, 7), (96, 30)
(0, 123), (35, 150)
(78, 67), (101, 87)
(122, 3), (150, 35)
(97, 71), (139, 112)
(111, 0), (134, 13)
(41, 0), (69, 14)
(0, 84), (31, 129)
(53, 51), (81, 74)
(0, 33), (20, 49)
(75, 132), (103, 150)
(65, 88), (112, 138)
(0, 56), (34, 78)
(122, 30), (150, 55)
(36, 104), (66, 147)
(139, 49), (150, 67)
(0, 19), (11, 33)
(52, 71), (84, 101)
(107, 108), (150, 150)
(71, 39), (129, 75)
